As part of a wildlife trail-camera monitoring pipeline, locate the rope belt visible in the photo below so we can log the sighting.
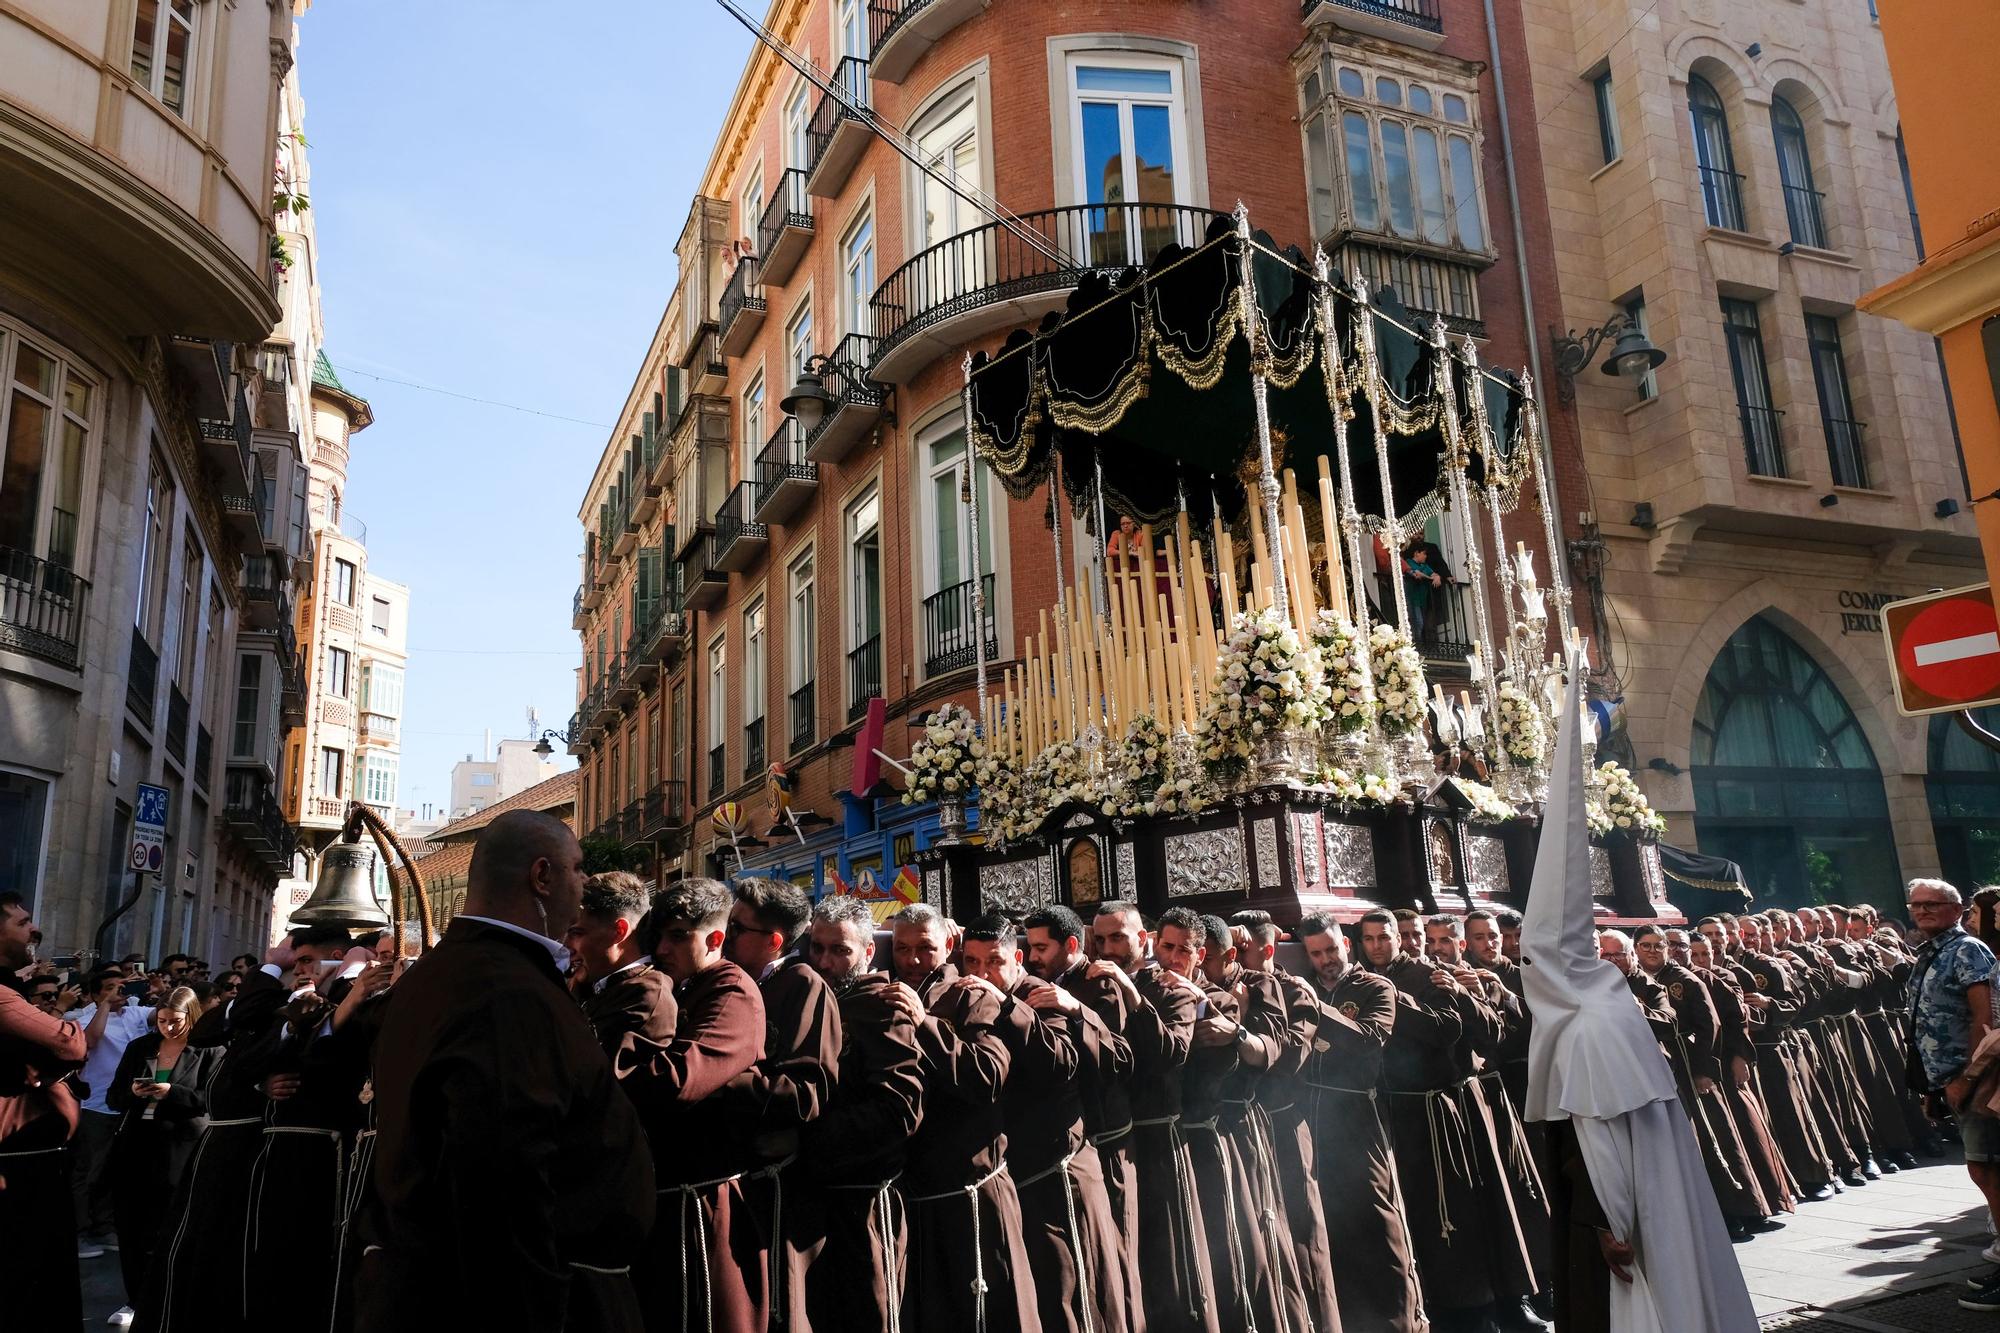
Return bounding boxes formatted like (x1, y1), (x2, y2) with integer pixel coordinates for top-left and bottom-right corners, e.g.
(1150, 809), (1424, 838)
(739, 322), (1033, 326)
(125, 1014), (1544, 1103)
(905, 1161), (1010, 1333)
(826, 1176), (903, 1333)
(1302, 1081), (1375, 1097)
(331, 1129), (379, 1333)
(1183, 1116), (1257, 1333)
(1475, 1071), (1544, 1206)
(249, 1124), (349, 1326)
(1014, 1152), (1095, 1333)
(1219, 1097), (1303, 1333)
(204, 1116), (264, 1128)
(1386, 1088), (1465, 1240)
(1090, 1122), (1133, 1148)
(749, 1155), (796, 1328)
(658, 1169), (749, 1333)
(0, 1145), (65, 1160)
(1134, 1114), (1208, 1320)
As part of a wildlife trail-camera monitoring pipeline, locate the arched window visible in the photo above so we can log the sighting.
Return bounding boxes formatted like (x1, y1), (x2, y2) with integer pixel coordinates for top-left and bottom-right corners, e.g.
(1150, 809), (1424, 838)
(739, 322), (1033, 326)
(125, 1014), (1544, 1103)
(1691, 617), (1897, 910)
(1928, 705), (2000, 889)
(1770, 96), (1827, 248)
(1688, 75), (1745, 230)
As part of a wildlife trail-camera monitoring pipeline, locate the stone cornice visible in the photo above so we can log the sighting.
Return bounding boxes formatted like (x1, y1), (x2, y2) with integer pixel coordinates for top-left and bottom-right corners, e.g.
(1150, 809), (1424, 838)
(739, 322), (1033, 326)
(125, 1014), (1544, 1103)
(1860, 214), (2000, 335)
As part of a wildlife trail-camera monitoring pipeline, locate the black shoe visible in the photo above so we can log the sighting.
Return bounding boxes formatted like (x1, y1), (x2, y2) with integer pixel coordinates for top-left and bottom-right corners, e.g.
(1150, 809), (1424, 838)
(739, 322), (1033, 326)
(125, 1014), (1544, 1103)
(1493, 1297), (1552, 1330)
(1862, 1159), (1883, 1179)
(1961, 1278), (2000, 1312)
(1893, 1152), (1920, 1170)
(1967, 1268), (2000, 1290)
(1842, 1169), (1868, 1188)
(1877, 1156), (1900, 1174)
(1726, 1218), (1754, 1242)
(1748, 1217), (1787, 1233)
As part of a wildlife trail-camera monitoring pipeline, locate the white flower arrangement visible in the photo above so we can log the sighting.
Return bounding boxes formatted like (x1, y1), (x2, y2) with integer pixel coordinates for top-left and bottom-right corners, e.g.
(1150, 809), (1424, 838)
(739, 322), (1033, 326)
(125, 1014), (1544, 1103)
(1494, 681), (1548, 767)
(1102, 714), (1210, 818)
(1319, 765), (1398, 806)
(1198, 605), (1331, 783)
(1367, 622), (1427, 738)
(1457, 779), (1518, 824)
(1590, 760), (1666, 838)
(901, 703), (984, 806)
(1311, 609), (1374, 735)
(1013, 738), (1093, 836)
(973, 750), (1029, 843)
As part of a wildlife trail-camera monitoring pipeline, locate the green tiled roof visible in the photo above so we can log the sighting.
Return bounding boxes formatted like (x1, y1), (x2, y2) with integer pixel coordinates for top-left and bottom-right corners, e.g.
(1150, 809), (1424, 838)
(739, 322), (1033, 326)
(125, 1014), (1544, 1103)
(311, 349), (345, 392)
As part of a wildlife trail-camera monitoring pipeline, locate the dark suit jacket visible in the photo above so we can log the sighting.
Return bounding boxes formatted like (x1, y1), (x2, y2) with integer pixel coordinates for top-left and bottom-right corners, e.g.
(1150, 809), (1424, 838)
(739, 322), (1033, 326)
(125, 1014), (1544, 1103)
(358, 918), (655, 1330)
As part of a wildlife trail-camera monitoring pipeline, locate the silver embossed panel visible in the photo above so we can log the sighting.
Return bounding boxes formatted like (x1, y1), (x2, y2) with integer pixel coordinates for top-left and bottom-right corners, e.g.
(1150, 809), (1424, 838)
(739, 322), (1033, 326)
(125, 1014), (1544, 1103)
(1322, 820), (1377, 891)
(1253, 818), (1281, 891)
(980, 858), (1054, 915)
(924, 868), (943, 908)
(1297, 813), (1321, 889)
(1465, 834), (1508, 898)
(1115, 840), (1136, 896)
(1641, 841), (1666, 903)
(1589, 845), (1613, 899)
(1165, 827), (1248, 899)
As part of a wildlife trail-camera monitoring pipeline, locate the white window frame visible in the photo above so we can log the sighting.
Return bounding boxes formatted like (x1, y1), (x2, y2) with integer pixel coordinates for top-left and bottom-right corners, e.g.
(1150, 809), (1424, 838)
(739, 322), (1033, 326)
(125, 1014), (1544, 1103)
(327, 646), (351, 699)
(333, 558), (357, 606)
(130, 0), (198, 118)
(835, 0), (866, 61)
(319, 746), (344, 799)
(742, 368), (766, 482)
(785, 294), (815, 389)
(788, 544), (816, 696)
(706, 632), (728, 755)
(785, 82), (813, 172)
(1297, 49), (1493, 259)
(1063, 54), (1195, 212)
(844, 482), (883, 661)
(741, 165), (765, 246)
(0, 320), (100, 576)
(840, 209), (875, 342)
(744, 597), (767, 727)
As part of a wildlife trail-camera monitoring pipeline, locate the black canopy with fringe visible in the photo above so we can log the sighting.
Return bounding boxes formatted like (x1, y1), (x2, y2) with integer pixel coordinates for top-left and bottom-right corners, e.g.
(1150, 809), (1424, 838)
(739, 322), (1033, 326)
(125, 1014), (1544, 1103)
(964, 215), (1530, 530)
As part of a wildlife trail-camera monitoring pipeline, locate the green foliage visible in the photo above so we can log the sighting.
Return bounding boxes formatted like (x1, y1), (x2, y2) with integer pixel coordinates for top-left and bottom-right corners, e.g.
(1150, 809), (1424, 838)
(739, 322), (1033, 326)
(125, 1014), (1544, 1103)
(580, 833), (648, 876)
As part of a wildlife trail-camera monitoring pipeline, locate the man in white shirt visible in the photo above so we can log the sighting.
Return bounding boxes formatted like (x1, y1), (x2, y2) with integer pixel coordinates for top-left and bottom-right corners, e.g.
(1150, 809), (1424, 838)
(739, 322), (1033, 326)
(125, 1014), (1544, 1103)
(64, 964), (156, 1256)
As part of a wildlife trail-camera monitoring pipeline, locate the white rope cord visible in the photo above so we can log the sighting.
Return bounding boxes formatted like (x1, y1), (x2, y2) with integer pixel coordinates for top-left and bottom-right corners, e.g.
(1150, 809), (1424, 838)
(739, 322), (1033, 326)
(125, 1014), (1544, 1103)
(1184, 1115), (1258, 1333)
(1133, 1114), (1209, 1319)
(659, 1169), (750, 1333)
(1015, 1151), (1096, 1333)
(749, 1155), (796, 1326)
(906, 1160), (1010, 1332)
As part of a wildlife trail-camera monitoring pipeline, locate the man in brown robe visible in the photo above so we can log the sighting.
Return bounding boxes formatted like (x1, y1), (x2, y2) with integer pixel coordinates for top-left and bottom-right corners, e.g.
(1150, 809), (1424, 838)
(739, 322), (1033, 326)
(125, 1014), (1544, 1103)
(358, 810), (655, 1332)
(1687, 932), (1796, 1221)
(1092, 900), (1218, 1333)
(885, 905), (1040, 1333)
(799, 895), (925, 1333)
(571, 872), (678, 1056)
(1768, 912), (1868, 1186)
(1779, 912), (1878, 1183)
(1295, 914), (1424, 1333)
(614, 879), (767, 1333)
(1233, 910), (1343, 1333)
(1820, 906), (1920, 1170)
(1025, 904), (1143, 1333)
(965, 913), (1129, 1333)
(724, 877), (841, 1330)
(1360, 909), (1514, 1333)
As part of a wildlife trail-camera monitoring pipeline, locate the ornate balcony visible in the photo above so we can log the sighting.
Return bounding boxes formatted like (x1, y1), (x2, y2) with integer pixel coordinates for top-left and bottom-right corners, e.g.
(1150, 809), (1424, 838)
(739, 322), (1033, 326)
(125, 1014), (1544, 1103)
(806, 58), (872, 198)
(790, 681), (816, 754)
(847, 634), (883, 722)
(921, 574), (997, 678)
(803, 333), (889, 465)
(241, 555), (289, 632)
(708, 743), (727, 801)
(127, 627), (158, 724)
(578, 687), (606, 742)
(758, 169), (815, 285)
(1302, 0), (1444, 49)
(688, 328), (729, 396)
(744, 717), (767, 782)
(636, 780), (689, 844)
(719, 257), (767, 358)
(678, 533), (728, 612)
(868, 203), (1223, 384)
(713, 482), (769, 573)
(573, 585), (588, 630)
(0, 546), (89, 670)
(754, 419), (817, 525)
(609, 649), (640, 707)
(597, 659), (629, 720)
(869, 0), (983, 83)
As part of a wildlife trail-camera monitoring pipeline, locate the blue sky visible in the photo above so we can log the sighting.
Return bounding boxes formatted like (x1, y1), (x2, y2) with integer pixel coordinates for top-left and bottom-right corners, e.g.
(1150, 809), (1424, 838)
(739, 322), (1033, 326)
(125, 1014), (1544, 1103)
(299, 1), (752, 818)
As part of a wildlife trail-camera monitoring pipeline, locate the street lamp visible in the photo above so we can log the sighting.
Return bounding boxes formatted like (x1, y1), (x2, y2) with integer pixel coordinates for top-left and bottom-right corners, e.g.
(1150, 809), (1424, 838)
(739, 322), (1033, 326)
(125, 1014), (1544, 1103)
(531, 728), (568, 758)
(1549, 313), (1668, 404)
(780, 354), (837, 436)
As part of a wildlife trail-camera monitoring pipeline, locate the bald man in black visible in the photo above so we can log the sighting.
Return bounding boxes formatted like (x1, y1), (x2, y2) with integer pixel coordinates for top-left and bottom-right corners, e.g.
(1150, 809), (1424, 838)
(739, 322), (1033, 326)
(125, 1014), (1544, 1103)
(357, 811), (656, 1331)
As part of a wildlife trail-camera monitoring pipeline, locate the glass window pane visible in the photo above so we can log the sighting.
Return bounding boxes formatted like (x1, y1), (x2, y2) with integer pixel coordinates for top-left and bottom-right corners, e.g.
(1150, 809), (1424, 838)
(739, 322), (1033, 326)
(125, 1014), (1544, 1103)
(62, 375), (90, 418)
(1080, 101), (1123, 205)
(1408, 85), (1433, 116)
(1077, 65), (1172, 94)
(1130, 103), (1176, 205)
(1305, 111), (1336, 237)
(1447, 136), (1485, 250)
(1338, 67), (1366, 98)
(131, 0), (158, 87)
(1375, 77), (1402, 106)
(1442, 93), (1469, 124)
(1343, 112), (1379, 230)
(0, 390), (51, 552)
(14, 343), (54, 396)
(1381, 120), (1417, 237)
(1413, 127), (1448, 244)
(1302, 70), (1322, 106)
(162, 5), (191, 113)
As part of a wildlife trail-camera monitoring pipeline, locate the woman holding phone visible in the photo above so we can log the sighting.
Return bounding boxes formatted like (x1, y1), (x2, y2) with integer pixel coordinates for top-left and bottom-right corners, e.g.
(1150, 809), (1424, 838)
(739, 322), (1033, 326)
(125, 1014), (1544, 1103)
(105, 987), (220, 1322)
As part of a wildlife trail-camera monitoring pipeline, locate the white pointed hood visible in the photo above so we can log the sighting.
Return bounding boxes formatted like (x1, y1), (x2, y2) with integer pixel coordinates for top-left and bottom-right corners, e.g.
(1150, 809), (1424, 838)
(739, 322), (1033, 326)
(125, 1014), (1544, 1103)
(1522, 659), (1678, 1123)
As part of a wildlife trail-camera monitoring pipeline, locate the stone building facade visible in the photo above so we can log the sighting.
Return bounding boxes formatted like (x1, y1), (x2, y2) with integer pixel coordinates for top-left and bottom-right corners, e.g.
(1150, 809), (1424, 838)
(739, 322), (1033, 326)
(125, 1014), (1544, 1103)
(1519, 0), (1989, 907)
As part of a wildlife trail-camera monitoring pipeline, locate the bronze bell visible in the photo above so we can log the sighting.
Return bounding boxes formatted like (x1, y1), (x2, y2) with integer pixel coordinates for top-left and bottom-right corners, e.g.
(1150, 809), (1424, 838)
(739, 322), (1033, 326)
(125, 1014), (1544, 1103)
(293, 840), (390, 929)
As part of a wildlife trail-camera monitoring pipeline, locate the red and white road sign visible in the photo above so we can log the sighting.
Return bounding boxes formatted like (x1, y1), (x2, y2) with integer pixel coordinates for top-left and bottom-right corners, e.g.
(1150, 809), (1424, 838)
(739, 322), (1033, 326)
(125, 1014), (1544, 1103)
(1881, 582), (2000, 716)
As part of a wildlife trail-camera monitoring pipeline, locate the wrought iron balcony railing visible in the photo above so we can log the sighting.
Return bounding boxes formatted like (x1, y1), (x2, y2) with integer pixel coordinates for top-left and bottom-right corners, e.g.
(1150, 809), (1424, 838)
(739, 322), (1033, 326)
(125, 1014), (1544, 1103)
(1782, 183), (1829, 250)
(847, 634), (883, 722)
(1824, 416), (1869, 490)
(805, 57), (872, 193)
(758, 167), (815, 284)
(1301, 0), (1443, 34)
(0, 545), (89, 670)
(719, 256), (767, 356)
(744, 717), (766, 781)
(921, 574), (997, 678)
(754, 418), (817, 523)
(790, 681), (816, 753)
(1698, 165), (1747, 232)
(1739, 403), (1788, 478)
(127, 627), (159, 723)
(166, 684), (190, 763)
(708, 743), (727, 800)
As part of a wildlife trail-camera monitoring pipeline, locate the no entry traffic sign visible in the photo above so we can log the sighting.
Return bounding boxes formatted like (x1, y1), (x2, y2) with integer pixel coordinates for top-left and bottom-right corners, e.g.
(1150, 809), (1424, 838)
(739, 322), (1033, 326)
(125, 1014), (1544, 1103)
(1881, 582), (2000, 716)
